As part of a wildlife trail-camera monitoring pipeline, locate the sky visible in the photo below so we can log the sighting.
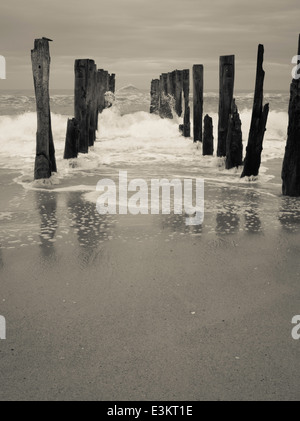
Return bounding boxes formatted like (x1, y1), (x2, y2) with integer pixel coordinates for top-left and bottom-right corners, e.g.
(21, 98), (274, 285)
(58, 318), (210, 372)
(0, 0), (299, 91)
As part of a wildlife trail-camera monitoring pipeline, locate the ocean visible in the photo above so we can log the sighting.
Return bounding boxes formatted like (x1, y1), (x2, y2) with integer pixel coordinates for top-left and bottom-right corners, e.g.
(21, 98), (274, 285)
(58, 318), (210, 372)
(0, 86), (290, 180)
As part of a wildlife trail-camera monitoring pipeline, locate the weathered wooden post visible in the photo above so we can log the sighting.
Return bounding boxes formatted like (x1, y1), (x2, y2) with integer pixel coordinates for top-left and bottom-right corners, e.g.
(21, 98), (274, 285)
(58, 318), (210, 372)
(109, 73), (115, 93)
(203, 114), (214, 155)
(217, 55), (235, 157)
(74, 59), (89, 153)
(150, 79), (160, 114)
(31, 38), (57, 179)
(282, 34), (300, 196)
(225, 99), (243, 169)
(174, 70), (183, 117)
(241, 45), (269, 178)
(97, 69), (109, 114)
(87, 61), (97, 147)
(193, 64), (203, 143)
(182, 69), (190, 137)
(159, 73), (172, 118)
(64, 118), (80, 159)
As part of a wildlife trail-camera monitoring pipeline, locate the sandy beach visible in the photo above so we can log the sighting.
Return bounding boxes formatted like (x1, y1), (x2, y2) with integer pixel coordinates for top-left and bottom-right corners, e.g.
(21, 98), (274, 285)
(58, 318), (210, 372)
(0, 156), (300, 401)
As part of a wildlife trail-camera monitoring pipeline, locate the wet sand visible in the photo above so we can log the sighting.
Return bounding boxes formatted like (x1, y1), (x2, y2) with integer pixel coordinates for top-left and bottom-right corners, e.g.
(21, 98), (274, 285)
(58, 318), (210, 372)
(0, 160), (300, 401)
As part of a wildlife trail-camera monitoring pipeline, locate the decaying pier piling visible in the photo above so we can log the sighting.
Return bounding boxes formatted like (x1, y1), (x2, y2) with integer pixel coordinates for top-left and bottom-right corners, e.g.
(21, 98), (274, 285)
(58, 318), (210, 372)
(64, 60), (115, 159)
(150, 79), (160, 114)
(217, 55), (235, 157)
(225, 99), (243, 169)
(241, 45), (269, 178)
(193, 65), (203, 143)
(203, 114), (214, 155)
(282, 34), (300, 196)
(31, 38), (57, 179)
(150, 68), (190, 137)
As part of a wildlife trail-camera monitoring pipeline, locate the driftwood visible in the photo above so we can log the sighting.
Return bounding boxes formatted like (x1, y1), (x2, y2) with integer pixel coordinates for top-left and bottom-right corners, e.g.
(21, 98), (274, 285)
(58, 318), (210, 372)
(241, 45), (269, 178)
(193, 65), (203, 142)
(282, 34), (300, 196)
(217, 55), (235, 157)
(203, 114), (214, 155)
(31, 38), (57, 179)
(225, 99), (243, 169)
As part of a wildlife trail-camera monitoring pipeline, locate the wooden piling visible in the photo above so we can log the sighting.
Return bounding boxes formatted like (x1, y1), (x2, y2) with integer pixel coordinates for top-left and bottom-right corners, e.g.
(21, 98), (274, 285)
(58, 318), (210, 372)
(182, 69), (190, 137)
(174, 70), (183, 117)
(150, 79), (160, 114)
(31, 38), (57, 179)
(217, 55), (235, 157)
(241, 45), (269, 178)
(193, 65), (203, 142)
(203, 114), (214, 155)
(64, 118), (80, 159)
(109, 73), (115, 93)
(282, 34), (300, 196)
(225, 99), (243, 169)
(97, 69), (109, 114)
(87, 60), (98, 146)
(159, 73), (172, 118)
(74, 59), (89, 153)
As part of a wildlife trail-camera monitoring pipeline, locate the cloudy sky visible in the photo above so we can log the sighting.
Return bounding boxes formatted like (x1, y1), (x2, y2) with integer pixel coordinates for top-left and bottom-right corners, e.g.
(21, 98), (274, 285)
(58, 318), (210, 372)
(0, 0), (299, 91)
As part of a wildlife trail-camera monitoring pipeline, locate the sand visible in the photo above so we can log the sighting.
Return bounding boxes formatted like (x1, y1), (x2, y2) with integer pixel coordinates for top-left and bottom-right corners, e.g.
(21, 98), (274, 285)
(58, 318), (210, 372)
(0, 160), (300, 401)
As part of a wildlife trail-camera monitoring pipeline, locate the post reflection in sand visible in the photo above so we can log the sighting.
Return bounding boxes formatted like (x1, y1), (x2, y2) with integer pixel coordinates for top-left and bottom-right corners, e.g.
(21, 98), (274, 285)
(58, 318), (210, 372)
(278, 197), (300, 233)
(244, 191), (262, 234)
(35, 191), (58, 258)
(66, 193), (114, 267)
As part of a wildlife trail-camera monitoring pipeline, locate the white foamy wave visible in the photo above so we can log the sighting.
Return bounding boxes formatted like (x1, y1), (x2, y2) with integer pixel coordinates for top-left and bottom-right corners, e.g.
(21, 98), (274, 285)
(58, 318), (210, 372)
(0, 107), (288, 184)
(0, 112), (68, 171)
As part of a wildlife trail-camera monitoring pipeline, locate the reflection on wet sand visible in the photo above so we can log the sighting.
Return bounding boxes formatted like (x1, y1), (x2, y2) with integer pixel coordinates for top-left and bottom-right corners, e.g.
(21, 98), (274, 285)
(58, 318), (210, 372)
(160, 213), (203, 235)
(35, 191), (57, 258)
(216, 204), (240, 235)
(278, 197), (300, 232)
(244, 191), (262, 234)
(66, 193), (114, 267)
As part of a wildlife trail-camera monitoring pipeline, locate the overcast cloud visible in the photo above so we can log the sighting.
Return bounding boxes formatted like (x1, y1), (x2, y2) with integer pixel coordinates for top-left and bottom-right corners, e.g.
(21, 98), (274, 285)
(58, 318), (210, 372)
(0, 0), (299, 90)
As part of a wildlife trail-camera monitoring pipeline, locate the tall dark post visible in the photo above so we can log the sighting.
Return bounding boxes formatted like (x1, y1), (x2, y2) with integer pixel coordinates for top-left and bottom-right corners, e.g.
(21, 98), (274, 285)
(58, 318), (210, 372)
(31, 38), (57, 179)
(182, 69), (190, 137)
(174, 70), (183, 117)
(218, 55), (235, 157)
(193, 64), (203, 143)
(159, 73), (172, 118)
(97, 69), (109, 114)
(282, 34), (300, 196)
(87, 61), (97, 147)
(225, 99), (243, 169)
(74, 59), (89, 153)
(241, 45), (269, 178)
(150, 79), (160, 114)
(203, 114), (214, 155)
(109, 73), (115, 93)
(64, 118), (80, 159)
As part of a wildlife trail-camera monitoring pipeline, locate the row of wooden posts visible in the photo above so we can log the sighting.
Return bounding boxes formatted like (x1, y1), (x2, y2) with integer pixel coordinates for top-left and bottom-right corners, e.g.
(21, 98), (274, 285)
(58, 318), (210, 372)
(149, 46), (269, 178)
(31, 36), (300, 196)
(64, 60), (115, 159)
